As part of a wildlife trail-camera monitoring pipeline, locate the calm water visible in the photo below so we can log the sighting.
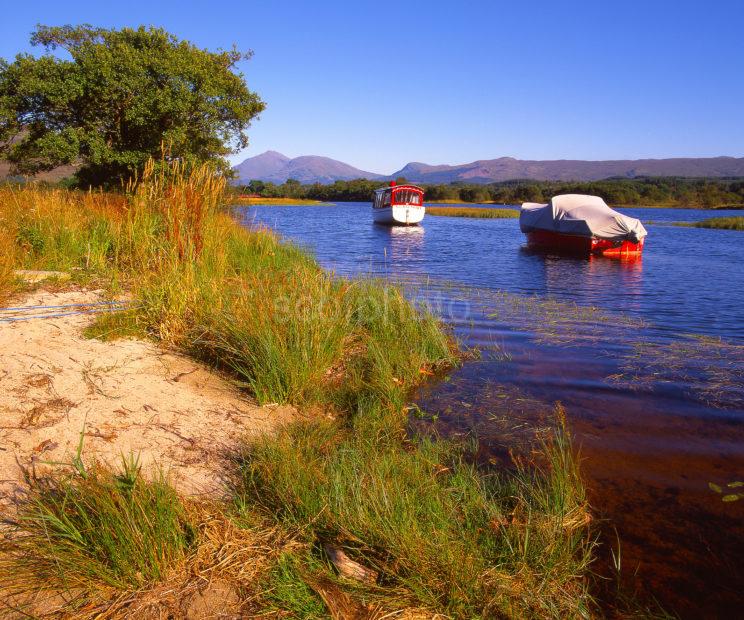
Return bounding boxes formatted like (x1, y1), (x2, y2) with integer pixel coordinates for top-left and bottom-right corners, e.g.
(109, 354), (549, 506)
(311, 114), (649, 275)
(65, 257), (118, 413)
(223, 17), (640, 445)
(240, 203), (744, 617)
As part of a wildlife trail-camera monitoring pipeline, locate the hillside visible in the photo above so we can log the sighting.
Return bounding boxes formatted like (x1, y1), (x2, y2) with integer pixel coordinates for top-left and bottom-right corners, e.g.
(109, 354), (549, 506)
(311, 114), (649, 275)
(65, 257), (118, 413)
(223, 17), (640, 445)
(233, 152), (384, 184)
(0, 161), (77, 183)
(233, 153), (744, 185)
(390, 156), (744, 184)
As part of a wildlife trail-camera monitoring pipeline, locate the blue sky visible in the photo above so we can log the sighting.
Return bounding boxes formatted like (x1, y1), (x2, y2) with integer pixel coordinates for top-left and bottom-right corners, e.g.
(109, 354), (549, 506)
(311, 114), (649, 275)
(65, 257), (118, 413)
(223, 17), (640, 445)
(2, 0), (743, 173)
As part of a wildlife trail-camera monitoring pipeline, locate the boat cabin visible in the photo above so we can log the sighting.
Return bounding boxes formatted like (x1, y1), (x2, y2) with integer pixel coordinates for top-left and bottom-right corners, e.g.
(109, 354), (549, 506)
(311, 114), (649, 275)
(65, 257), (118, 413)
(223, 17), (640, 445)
(372, 181), (424, 209)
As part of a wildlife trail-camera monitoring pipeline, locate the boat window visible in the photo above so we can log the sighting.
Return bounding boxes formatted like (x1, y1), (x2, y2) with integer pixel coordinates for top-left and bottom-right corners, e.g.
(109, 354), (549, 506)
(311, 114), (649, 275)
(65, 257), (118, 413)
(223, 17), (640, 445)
(383, 191), (391, 206)
(410, 192), (420, 205)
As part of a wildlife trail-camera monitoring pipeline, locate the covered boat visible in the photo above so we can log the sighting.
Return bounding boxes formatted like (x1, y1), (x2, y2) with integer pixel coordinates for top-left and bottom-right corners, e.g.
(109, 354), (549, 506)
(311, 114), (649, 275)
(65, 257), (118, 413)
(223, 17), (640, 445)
(372, 181), (425, 225)
(520, 194), (647, 256)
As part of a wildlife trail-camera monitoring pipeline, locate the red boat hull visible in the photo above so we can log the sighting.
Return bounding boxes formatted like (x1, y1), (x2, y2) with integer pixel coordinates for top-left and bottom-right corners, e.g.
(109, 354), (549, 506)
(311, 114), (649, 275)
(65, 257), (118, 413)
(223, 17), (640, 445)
(525, 230), (644, 257)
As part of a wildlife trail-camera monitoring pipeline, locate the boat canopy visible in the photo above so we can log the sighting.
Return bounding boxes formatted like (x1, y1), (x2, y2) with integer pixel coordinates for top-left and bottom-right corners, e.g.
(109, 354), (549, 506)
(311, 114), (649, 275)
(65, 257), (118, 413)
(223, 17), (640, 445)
(520, 194), (647, 242)
(373, 183), (424, 208)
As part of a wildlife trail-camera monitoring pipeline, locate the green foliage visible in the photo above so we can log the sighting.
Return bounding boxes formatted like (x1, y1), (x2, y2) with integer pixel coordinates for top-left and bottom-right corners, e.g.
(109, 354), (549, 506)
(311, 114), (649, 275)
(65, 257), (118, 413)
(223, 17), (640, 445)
(0, 456), (196, 592)
(0, 24), (265, 186)
(15, 222), (46, 254)
(262, 552), (328, 618)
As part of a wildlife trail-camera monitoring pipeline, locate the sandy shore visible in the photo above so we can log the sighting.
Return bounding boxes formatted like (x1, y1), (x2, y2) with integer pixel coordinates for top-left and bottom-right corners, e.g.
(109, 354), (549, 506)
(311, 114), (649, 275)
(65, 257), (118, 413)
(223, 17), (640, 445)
(0, 287), (296, 514)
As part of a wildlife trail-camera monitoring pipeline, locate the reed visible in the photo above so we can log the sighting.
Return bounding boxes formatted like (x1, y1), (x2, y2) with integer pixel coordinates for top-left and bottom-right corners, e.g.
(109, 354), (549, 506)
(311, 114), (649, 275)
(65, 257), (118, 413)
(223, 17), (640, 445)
(693, 216), (744, 230)
(427, 206), (520, 219)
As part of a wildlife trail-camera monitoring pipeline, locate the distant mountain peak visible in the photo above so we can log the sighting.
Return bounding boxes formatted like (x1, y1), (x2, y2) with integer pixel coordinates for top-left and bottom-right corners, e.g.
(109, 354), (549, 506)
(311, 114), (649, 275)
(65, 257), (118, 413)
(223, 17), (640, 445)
(233, 152), (383, 184)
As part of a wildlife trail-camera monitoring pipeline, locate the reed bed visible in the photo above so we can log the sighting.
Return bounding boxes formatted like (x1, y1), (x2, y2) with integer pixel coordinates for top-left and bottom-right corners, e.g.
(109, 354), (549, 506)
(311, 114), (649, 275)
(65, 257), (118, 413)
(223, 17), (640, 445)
(693, 215), (744, 230)
(427, 206), (520, 219)
(0, 166), (598, 617)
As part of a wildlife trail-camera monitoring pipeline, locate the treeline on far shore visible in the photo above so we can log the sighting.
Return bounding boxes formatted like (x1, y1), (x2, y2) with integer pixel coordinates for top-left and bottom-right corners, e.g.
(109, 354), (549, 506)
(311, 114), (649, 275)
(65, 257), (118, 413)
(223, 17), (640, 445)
(233, 176), (744, 208)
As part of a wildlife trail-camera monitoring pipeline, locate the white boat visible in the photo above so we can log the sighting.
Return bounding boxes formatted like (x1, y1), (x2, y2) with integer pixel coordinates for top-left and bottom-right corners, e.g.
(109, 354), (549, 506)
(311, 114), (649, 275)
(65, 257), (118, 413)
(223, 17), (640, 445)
(372, 182), (425, 225)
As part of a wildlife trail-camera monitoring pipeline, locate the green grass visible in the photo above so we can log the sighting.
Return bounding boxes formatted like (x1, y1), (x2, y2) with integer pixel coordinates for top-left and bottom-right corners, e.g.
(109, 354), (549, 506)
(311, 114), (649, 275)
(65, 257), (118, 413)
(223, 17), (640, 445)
(427, 206), (520, 219)
(238, 405), (594, 618)
(693, 216), (744, 230)
(0, 455), (196, 594)
(261, 552), (328, 619)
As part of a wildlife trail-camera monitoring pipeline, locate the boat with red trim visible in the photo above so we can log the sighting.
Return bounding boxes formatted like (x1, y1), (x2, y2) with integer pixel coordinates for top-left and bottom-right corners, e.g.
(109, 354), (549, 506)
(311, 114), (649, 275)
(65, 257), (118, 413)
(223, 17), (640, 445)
(520, 194), (647, 257)
(372, 181), (425, 225)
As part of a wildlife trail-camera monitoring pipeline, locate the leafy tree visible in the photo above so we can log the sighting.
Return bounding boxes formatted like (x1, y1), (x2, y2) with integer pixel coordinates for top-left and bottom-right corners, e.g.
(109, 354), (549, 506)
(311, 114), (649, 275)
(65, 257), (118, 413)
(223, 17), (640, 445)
(0, 24), (265, 186)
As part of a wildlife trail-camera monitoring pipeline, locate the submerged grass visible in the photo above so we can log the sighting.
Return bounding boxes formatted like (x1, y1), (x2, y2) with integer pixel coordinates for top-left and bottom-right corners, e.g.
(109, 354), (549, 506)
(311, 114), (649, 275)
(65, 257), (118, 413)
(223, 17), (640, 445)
(427, 206), (520, 219)
(0, 166), (599, 617)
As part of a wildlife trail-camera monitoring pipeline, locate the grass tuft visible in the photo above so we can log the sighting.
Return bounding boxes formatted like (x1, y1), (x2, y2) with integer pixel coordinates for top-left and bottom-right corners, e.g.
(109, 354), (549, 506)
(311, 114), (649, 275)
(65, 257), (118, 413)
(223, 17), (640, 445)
(262, 551), (328, 618)
(0, 456), (196, 594)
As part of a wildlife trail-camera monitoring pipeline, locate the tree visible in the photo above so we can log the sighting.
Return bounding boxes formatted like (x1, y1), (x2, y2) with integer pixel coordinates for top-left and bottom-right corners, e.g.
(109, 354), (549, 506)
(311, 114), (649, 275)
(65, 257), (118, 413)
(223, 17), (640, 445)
(0, 25), (265, 186)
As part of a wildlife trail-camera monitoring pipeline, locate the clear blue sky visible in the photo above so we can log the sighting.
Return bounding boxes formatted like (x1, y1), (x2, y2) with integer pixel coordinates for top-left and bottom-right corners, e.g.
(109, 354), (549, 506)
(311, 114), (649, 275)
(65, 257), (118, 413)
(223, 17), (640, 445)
(2, 0), (743, 173)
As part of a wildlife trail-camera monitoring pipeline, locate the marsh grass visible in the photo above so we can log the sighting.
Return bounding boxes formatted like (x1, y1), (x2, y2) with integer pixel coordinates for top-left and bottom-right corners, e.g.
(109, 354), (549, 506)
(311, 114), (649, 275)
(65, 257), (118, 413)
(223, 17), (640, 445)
(693, 216), (744, 230)
(427, 206), (520, 219)
(609, 334), (744, 409)
(0, 456), (196, 595)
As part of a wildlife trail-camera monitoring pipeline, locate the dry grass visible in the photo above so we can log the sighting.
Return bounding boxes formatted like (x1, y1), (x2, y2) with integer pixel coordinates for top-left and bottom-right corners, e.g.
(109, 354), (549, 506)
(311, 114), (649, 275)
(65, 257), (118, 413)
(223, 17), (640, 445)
(1, 489), (298, 619)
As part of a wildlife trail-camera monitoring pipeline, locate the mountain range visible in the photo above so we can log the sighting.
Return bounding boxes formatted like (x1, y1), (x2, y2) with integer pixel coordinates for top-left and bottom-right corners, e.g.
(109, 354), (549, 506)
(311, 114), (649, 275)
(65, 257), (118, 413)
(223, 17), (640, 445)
(233, 152), (744, 185)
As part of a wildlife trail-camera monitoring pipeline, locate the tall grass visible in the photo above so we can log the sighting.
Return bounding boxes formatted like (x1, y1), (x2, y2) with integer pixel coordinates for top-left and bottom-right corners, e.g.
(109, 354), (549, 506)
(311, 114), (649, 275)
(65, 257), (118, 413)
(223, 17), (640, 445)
(0, 457), (195, 594)
(0, 227), (16, 302)
(239, 407), (594, 617)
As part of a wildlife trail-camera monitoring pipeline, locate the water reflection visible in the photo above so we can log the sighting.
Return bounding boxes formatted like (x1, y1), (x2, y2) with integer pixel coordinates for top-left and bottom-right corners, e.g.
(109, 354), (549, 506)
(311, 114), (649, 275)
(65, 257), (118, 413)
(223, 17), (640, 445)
(379, 224), (424, 262)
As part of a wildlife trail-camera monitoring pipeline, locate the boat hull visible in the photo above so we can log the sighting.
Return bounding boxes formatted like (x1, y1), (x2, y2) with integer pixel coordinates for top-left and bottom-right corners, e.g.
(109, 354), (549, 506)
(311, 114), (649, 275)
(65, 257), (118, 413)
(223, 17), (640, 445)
(525, 230), (644, 256)
(373, 205), (425, 225)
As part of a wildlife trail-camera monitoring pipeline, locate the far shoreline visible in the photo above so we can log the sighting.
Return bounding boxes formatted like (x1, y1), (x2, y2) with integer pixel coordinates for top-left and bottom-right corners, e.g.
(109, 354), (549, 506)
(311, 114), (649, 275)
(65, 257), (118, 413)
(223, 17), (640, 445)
(237, 197), (744, 210)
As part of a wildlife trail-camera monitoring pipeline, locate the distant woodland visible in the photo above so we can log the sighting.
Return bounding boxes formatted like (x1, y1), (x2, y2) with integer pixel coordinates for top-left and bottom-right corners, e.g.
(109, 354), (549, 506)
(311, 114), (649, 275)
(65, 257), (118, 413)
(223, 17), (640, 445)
(235, 177), (744, 208)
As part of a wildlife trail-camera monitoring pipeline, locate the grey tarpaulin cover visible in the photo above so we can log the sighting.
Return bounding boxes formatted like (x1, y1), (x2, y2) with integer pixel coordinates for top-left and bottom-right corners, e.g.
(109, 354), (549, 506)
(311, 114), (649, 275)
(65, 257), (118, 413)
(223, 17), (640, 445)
(520, 194), (648, 242)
